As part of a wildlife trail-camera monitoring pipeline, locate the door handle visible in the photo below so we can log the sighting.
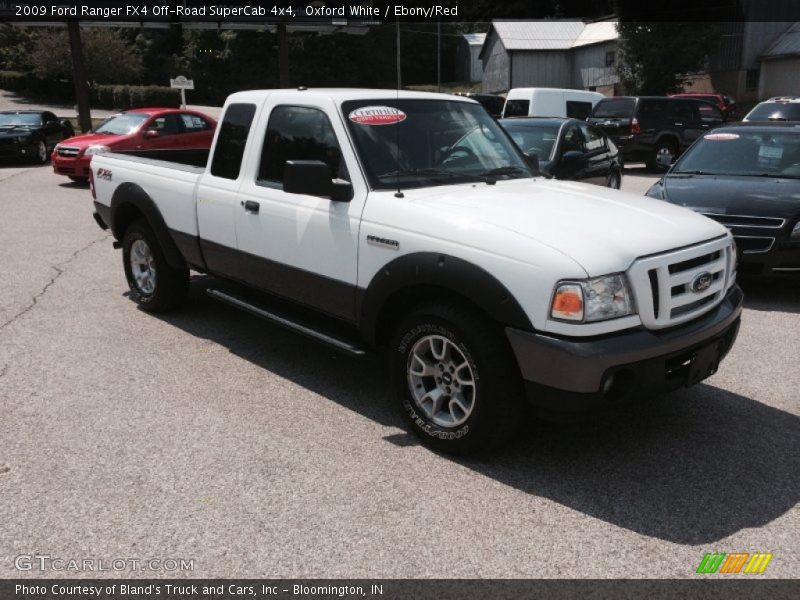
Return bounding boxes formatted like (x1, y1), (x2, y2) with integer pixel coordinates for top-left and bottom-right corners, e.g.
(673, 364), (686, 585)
(243, 200), (260, 213)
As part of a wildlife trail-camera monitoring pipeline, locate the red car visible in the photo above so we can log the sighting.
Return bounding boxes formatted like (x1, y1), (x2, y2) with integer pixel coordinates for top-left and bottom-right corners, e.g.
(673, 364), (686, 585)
(52, 107), (216, 183)
(670, 93), (738, 120)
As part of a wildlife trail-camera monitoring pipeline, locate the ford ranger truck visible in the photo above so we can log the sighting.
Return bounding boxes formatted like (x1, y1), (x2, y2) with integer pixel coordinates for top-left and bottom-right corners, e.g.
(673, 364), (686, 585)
(89, 89), (742, 454)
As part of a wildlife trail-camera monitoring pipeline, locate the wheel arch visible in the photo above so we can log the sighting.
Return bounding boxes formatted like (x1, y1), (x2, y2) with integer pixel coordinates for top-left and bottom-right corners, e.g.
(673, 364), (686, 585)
(110, 182), (185, 270)
(357, 252), (533, 346)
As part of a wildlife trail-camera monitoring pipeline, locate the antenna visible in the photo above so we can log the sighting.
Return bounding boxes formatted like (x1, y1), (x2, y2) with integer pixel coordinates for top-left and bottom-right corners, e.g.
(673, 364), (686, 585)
(394, 18), (404, 199)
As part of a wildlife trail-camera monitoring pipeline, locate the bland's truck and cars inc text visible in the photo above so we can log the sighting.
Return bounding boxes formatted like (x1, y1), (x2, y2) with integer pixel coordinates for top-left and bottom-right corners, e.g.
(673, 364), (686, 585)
(90, 89), (741, 454)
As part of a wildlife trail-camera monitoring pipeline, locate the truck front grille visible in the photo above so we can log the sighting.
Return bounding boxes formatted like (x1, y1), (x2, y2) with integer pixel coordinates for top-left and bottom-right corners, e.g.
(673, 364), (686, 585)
(629, 236), (735, 329)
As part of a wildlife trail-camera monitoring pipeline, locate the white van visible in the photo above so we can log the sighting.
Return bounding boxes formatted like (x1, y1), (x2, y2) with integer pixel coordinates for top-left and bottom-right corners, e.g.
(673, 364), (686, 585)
(502, 88), (605, 119)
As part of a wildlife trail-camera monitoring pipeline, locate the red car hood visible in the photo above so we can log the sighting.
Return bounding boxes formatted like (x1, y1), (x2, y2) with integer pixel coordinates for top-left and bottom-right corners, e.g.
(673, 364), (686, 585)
(58, 131), (130, 149)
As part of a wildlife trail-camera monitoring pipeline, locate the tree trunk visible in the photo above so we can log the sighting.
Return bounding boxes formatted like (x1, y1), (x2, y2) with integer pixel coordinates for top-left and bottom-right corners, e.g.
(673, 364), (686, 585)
(67, 21), (92, 133)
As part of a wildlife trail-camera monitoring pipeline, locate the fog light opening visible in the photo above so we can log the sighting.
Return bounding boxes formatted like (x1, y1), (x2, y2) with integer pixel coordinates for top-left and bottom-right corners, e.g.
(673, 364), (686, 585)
(602, 369), (635, 402)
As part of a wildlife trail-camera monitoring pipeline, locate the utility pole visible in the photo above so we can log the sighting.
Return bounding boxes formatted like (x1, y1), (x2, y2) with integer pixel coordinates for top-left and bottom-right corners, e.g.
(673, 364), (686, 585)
(67, 20), (92, 133)
(437, 21), (441, 93)
(277, 23), (290, 87)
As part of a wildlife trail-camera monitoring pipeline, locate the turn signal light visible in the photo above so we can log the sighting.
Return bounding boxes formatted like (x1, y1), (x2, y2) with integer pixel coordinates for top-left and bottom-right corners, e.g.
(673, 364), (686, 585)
(551, 284), (584, 321)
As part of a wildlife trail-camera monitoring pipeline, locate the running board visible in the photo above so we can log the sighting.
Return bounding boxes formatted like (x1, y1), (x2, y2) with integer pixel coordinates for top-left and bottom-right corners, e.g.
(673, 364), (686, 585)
(206, 288), (369, 358)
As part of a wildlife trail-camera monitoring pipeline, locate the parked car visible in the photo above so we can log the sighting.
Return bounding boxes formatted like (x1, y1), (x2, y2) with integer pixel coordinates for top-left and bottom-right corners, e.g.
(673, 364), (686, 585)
(671, 93), (738, 120)
(452, 92), (505, 118)
(588, 96), (725, 171)
(502, 88), (605, 119)
(499, 117), (623, 188)
(646, 123), (800, 278)
(743, 97), (800, 123)
(0, 110), (74, 164)
(89, 89), (741, 454)
(52, 107), (216, 183)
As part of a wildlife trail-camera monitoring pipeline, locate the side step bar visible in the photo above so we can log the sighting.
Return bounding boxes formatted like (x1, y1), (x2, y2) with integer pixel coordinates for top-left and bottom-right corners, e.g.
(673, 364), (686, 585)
(206, 288), (369, 358)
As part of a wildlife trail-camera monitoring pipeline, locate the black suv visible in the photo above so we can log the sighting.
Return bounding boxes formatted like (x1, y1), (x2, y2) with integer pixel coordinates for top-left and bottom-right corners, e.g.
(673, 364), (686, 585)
(588, 96), (725, 171)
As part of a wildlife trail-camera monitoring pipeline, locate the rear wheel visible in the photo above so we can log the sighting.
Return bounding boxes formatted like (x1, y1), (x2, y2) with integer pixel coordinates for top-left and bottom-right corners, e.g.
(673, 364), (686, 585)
(389, 301), (525, 455)
(607, 170), (621, 189)
(122, 219), (188, 312)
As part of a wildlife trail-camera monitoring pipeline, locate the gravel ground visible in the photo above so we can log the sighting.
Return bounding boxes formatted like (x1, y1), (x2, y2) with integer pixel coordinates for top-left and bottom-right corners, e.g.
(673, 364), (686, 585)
(0, 163), (797, 580)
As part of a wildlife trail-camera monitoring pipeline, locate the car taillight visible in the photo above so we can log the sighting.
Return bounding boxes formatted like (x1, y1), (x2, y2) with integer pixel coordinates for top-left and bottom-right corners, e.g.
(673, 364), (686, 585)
(89, 169), (96, 200)
(630, 117), (641, 134)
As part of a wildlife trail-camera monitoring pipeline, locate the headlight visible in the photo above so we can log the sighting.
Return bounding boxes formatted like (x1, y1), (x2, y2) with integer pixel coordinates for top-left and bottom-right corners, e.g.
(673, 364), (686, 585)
(551, 274), (635, 323)
(84, 145), (110, 155)
(791, 221), (800, 240)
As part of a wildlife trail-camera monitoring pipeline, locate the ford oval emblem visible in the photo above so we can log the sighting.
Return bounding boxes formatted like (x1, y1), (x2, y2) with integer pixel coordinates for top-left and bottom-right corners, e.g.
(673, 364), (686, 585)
(691, 272), (713, 293)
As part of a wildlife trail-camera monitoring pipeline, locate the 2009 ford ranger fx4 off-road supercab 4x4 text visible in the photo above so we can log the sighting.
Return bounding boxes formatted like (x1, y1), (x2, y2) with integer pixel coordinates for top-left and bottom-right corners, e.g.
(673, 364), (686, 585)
(90, 89), (743, 454)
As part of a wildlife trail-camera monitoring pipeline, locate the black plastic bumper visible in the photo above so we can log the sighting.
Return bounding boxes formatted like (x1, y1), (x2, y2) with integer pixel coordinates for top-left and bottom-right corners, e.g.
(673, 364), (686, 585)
(506, 286), (743, 411)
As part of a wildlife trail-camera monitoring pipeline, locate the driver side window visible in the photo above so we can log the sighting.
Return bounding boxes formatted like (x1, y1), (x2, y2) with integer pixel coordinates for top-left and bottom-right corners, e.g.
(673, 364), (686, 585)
(258, 105), (347, 187)
(562, 125), (585, 154)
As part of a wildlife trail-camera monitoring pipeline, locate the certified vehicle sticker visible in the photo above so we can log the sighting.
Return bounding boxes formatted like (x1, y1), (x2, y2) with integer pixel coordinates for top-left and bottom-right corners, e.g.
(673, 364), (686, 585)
(759, 145), (783, 159)
(704, 133), (739, 140)
(348, 106), (406, 125)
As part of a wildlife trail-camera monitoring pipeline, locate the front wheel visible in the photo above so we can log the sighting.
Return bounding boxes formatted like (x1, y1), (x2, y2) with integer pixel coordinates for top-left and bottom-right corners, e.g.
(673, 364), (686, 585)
(607, 169), (621, 189)
(33, 137), (48, 165)
(122, 219), (188, 312)
(647, 140), (677, 172)
(389, 302), (525, 455)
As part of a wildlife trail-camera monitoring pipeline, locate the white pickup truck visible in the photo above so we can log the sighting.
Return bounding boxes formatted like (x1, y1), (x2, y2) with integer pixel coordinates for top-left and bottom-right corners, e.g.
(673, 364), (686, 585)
(90, 89), (743, 454)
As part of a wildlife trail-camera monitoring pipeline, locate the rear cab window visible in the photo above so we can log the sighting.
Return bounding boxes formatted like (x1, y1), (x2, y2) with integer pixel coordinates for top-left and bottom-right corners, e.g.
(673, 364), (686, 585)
(210, 103), (256, 179)
(566, 101), (593, 120)
(746, 102), (800, 122)
(503, 100), (530, 118)
(591, 98), (635, 119)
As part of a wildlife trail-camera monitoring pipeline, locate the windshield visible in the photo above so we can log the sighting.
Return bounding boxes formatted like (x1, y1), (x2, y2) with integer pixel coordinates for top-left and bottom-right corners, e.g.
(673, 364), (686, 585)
(341, 99), (532, 189)
(499, 121), (559, 161)
(746, 102), (800, 122)
(672, 130), (800, 178)
(592, 98), (634, 119)
(94, 113), (150, 135)
(0, 112), (42, 126)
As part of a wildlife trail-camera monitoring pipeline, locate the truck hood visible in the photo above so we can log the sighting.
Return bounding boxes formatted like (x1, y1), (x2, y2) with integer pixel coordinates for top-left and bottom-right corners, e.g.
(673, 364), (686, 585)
(400, 178), (728, 276)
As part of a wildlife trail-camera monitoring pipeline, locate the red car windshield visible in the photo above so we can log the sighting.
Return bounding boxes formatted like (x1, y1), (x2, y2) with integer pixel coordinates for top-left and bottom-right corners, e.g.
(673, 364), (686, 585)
(94, 113), (150, 135)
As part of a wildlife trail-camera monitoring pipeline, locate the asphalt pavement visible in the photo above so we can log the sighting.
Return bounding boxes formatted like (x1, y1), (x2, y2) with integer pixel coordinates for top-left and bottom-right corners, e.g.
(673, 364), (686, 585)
(0, 163), (798, 579)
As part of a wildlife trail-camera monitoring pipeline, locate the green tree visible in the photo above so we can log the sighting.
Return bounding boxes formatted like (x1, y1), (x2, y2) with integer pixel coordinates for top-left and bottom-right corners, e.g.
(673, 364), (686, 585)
(616, 22), (721, 94)
(27, 27), (142, 84)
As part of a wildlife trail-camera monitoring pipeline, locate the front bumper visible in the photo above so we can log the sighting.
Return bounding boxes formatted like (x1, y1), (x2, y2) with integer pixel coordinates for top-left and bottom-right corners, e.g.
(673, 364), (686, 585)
(52, 154), (91, 177)
(0, 139), (37, 159)
(506, 285), (743, 411)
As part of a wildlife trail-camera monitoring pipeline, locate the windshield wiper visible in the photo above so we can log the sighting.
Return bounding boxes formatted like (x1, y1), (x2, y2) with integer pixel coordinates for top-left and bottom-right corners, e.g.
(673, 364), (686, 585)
(377, 168), (496, 185)
(481, 166), (527, 178)
(672, 170), (718, 176)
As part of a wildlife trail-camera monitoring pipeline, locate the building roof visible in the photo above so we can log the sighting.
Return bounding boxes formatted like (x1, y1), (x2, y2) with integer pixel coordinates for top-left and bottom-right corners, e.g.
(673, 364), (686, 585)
(760, 22), (800, 60)
(572, 21), (618, 48)
(479, 19), (618, 58)
(462, 33), (486, 46)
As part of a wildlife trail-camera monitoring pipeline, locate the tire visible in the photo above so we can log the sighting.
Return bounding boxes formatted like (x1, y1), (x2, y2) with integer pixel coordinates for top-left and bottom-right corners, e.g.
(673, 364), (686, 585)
(647, 139), (677, 172)
(32, 137), (48, 165)
(122, 219), (188, 312)
(607, 169), (621, 189)
(68, 176), (88, 185)
(389, 301), (525, 455)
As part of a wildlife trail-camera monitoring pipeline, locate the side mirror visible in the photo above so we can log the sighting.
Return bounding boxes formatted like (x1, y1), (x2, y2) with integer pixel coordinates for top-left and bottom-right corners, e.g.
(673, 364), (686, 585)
(524, 152), (540, 174)
(284, 160), (352, 202)
(561, 150), (584, 163)
(59, 119), (72, 128)
(143, 129), (160, 139)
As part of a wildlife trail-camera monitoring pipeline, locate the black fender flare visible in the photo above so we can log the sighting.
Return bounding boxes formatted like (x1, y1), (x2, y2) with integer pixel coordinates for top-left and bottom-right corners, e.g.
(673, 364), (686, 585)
(654, 132), (681, 151)
(357, 252), (533, 344)
(109, 182), (185, 270)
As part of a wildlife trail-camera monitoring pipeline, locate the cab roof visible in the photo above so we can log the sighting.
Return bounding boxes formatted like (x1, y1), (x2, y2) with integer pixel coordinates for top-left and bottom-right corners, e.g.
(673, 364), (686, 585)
(224, 88), (480, 106)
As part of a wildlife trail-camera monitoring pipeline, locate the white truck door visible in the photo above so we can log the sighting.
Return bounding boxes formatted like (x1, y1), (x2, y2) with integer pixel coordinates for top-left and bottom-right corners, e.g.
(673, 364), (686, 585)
(196, 102), (259, 278)
(234, 98), (367, 321)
